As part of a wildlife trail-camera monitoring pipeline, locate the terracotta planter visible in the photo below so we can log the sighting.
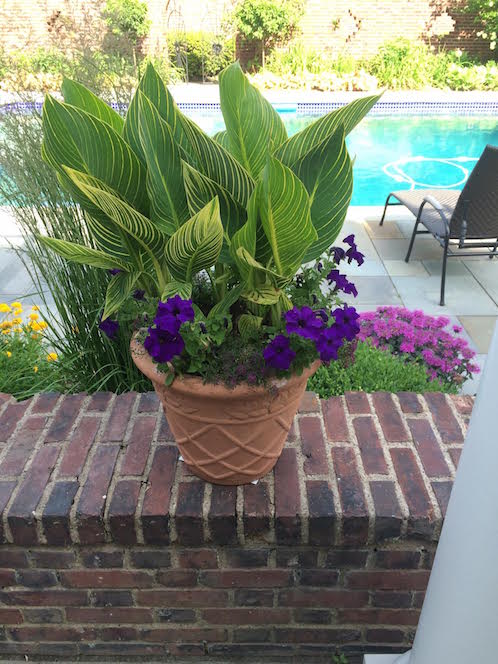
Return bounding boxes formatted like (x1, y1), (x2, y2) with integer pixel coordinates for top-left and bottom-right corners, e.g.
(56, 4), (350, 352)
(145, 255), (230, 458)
(131, 337), (319, 485)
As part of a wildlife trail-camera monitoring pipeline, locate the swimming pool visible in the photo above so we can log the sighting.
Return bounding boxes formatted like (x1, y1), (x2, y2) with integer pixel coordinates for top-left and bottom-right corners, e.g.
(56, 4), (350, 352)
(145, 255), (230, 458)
(184, 111), (498, 206)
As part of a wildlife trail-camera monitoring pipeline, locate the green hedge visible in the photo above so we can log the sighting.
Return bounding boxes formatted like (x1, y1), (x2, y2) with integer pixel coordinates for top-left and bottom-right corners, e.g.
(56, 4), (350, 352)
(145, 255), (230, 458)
(168, 32), (235, 80)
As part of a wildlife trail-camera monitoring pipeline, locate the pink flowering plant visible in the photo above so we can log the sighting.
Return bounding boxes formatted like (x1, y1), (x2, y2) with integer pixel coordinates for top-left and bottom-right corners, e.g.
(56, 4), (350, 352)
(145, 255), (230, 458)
(358, 307), (480, 388)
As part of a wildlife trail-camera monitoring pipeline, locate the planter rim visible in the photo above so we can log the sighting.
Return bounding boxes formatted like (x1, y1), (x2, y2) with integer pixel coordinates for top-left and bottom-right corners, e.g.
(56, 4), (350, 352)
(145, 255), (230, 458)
(130, 335), (320, 399)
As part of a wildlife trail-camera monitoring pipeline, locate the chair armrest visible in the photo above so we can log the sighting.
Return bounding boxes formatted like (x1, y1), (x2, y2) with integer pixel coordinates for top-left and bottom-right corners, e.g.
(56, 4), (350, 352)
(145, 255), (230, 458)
(418, 196), (450, 237)
(423, 195), (444, 211)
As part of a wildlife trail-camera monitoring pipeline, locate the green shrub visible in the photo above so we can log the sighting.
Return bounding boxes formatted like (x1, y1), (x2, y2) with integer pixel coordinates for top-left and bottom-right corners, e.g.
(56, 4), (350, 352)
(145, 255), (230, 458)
(308, 341), (453, 398)
(367, 38), (446, 89)
(466, 0), (498, 51)
(168, 32), (235, 80)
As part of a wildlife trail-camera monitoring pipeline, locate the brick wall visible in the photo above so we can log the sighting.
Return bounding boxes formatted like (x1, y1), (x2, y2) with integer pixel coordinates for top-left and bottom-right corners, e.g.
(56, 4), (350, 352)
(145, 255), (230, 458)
(0, 389), (473, 661)
(0, 0), (489, 59)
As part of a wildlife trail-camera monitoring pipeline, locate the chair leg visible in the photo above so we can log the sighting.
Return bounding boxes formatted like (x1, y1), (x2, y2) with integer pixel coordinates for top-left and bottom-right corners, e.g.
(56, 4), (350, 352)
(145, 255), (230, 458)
(440, 239), (449, 306)
(379, 194), (394, 226)
(489, 238), (498, 259)
(405, 219), (420, 263)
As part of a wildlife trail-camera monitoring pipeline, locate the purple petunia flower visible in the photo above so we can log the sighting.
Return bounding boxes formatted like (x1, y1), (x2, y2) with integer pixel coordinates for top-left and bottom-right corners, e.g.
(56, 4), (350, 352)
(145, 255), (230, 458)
(343, 234), (356, 247)
(285, 306), (324, 340)
(99, 317), (119, 340)
(144, 327), (184, 364)
(330, 246), (346, 264)
(133, 289), (146, 301)
(345, 245), (365, 266)
(108, 268), (122, 276)
(263, 335), (296, 371)
(315, 327), (343, 362)
(332, 305), (360, 341)
(326, 270), (358, 298)
(154, 295), (195, 336)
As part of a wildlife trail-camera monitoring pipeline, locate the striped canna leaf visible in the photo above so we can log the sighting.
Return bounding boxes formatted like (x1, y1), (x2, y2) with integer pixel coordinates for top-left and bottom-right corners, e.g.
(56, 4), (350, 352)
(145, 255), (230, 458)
(103, 271), (143, 320)
(61, 78), (124, 133)
(36, 236), (132, 271)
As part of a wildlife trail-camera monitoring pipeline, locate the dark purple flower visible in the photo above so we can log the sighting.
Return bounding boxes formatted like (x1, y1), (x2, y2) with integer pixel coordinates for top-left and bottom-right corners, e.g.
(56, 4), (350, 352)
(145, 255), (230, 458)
(316, 261), (323, 272)
(326, 270), (358, 297)
(108, 268), (122, 276)
(343, 234), (356, 247)
(332, 305), (360, 341)
(285, 306), (324, 340)
(316, 309), (329, 322)
(144, 327), (184, 364)
(99, 317), (119, 340)
(263, 335), (296, 371)
(330, 246), (346, 264)
(199, 322), (207, 334)
(133, 289), (146, 301)
(345, 246), (365, 266)
(315, 327), (343, 362)
(154, 295), (194, 335)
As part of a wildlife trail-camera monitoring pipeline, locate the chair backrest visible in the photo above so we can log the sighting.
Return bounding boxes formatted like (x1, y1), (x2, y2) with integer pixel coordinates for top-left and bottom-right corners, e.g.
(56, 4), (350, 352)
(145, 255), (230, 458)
(450, 145), (498, 240)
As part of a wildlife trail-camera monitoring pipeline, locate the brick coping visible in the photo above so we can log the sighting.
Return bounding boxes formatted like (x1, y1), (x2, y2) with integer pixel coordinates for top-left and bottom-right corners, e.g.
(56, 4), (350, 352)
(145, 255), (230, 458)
(0, 390), (473, 548)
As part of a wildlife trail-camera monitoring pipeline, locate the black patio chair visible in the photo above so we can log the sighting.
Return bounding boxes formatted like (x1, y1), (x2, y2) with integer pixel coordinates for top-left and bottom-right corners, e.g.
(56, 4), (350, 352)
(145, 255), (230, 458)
(379, 145), (498, 305)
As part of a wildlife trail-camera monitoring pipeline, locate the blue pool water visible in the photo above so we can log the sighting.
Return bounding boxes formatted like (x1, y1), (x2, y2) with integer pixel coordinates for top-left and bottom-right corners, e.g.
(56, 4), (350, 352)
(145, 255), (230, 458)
(185, 111), (498, 206)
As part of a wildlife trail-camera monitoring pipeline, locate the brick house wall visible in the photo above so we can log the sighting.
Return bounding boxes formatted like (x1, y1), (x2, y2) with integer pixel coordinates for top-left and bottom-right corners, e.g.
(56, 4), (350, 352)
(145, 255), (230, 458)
(0, 0), (490, 59)
(0, 389), (473, 661)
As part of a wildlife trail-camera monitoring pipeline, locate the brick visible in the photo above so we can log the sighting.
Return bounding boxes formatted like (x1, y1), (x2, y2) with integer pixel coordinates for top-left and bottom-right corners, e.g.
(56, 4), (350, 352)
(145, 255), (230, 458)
(9, 626), (97, 642)
(294, 608), (331, 624)
(42, 481), (79, 545)
(278, 588), (369, 608)
(99, 626), (138, 640)
(76, 444), (119, 544)
(274, 448), (301, 544)
(390, 448), (435, 537)
(0, 569), (16, 585)
(29, 551), (76, 568)
(79, 643), (163, 657)
(0, 481), (16, 542)
(0, 415), (47, 476)
(370, 481), (403, 541)
(243, 482), (270, 538)
(345, 391), (370, 414)
(366, 628), (406, 643)
(120, 415), (155, 475)
(130, 550), (171, 568)
(324, 550), (368, 568)
(375, 550), (421, 569)
(31, 393), (60, 414)
(299, 391), (320, 412)
(66, 607), (152, 623)
(408, 418), (451, 477)
(397, 392), (422, 414)
(87, 392), (112, 412)
(45, 394), (86, 442)
(339, 608), (420, 626)
(15, 570), (57, 588)
(307, 480), (336, 546)
(175, 481), (204, 546)
(300, 416), (328, 475)
(138, 392), (160, 412)
(449, 447), (462, 469)
(178, 549), (217, 569)
(432, 481), (453, 515)
(157, 414), (174, 441)
(141, 446), (177, 543)
(346, 570), (430, 591)
(141, 627), (227, 643)
(297, 569), (339, 586)
(322, 396), (349, 441)
(371, 591), (412, 608)
(81, 551), (124, 568)
(234, 589), (274, 607)
(353, 416), (388, 475)
(0, 590), (88, 606)
(93, 590), (133, 607)
(276, 550), (318, 568)
(208, 644), (293, 657)
(450, 394), (474, 416)
(225, 549), (269, 568)
(0, 643), (78, 657)
(137, 589), (228, 608)
(275, 627), (361, 644)
(58, 416), (100, 477)
(200, 569), (292, 588)
(372, 392), (408, 441)
(413, 591), (426, 609)
(61, 570), (153, 588)
(108, 479), (140, 544)
(0, 550), (29, 568)
(23, 608), (63, 623)
(8, 445), (60, 545)
(424, 392), (463, 443)
(157, 570), (197, 587)
(157, 608), (196, 623)
(234, 627), (272, 642)
(102, 393), (137, 442)
(332, 446), (368, 545)
(0, 401), (31, 442)
(209, 485), (237, 545)
(203, 608), (291, 624)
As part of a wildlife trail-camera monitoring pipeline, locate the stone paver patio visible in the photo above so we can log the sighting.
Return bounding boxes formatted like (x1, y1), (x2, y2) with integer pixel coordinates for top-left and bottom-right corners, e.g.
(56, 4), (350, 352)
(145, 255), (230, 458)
(1, 204), (497, 394)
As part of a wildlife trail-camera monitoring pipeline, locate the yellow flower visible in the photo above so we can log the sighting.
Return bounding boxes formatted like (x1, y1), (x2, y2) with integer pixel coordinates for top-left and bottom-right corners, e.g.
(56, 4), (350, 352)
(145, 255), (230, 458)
(33, 366), (38, 373)
(10, 301), (22, 309)
(1, 329), (10, 335)
(29, 312), (39, 321)
(0, 321), (12, 329)
(47, 352), (58, 362)
(31, 305), (39, 311)
(5, 351), (11, 358)
(12, 318), (22, 325)
(31, 333), (40, 340)
(30, 321), (42, 331)
(39, 321), (48, 330)
(0, 303), (11, 313)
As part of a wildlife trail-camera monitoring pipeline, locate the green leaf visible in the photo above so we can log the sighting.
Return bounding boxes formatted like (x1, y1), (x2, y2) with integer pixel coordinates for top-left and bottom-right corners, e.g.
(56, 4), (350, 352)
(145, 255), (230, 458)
(238, 313), (263, 340)
(160, 281), (193, 300)
(292, 126), (353, 262)
(42, 95), (148, 214)
(274, 93), (381, 167)
(242, 284), (282, 305)
(258, 157), (317, 275)
(213, 130), (230, 150)
(219, 62), (287, 178)
(137, 91), (190, 235)
(235, 247), (289, 290)
(37, 236), (132, 271)
(164, 197), (224, 282)
(208, 284), (245, 319)
(103, 271), (142, 320)
(61, 78), (124, 133)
